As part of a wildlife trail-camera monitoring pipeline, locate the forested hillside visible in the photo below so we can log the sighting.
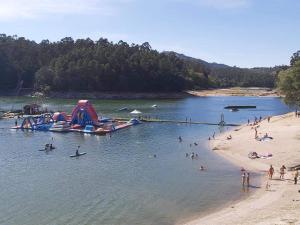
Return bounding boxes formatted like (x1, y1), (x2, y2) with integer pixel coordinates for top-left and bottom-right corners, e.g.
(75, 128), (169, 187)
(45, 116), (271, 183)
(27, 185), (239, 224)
(167, 52), (285, 88)
(0, 34), (283, 94)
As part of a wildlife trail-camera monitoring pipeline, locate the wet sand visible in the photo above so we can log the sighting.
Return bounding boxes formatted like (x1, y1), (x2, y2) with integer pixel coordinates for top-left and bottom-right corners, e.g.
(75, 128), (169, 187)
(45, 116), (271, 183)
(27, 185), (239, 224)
(184, 112), (300, 225)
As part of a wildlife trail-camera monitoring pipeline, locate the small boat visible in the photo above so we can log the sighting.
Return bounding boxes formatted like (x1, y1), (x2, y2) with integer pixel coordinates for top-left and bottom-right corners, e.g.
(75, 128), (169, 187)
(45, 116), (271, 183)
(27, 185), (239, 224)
(70, 152), (87, 157)
(151, 104), (157, 108)
(50, 121), (71, 132)
(118, 107), (128, 111)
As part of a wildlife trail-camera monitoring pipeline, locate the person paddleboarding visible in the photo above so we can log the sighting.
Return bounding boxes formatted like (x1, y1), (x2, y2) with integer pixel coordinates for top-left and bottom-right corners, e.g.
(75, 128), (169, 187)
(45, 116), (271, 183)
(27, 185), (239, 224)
(76, 146), (80, 156)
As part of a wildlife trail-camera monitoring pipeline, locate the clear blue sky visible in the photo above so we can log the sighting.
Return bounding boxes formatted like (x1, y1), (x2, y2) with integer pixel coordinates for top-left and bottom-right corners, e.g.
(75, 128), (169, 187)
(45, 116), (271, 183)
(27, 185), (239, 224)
(0, 0), (299, 68)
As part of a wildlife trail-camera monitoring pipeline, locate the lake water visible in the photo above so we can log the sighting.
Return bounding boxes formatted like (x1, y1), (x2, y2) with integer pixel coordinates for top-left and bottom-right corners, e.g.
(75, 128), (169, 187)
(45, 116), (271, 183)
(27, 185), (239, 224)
(0, 96), (290, 225)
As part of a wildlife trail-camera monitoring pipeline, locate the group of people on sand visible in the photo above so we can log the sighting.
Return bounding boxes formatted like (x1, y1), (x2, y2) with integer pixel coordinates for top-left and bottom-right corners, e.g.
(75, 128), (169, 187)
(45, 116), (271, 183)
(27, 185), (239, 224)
(248, 116), (262, 126)
(268, 164), (299, 184)
(268, 164), (287, 180)
(241, 168), (250, 187)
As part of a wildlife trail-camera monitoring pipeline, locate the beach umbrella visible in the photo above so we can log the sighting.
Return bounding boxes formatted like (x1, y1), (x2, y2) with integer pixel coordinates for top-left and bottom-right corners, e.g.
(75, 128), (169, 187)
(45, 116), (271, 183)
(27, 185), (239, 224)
(130, 109), (142, 114)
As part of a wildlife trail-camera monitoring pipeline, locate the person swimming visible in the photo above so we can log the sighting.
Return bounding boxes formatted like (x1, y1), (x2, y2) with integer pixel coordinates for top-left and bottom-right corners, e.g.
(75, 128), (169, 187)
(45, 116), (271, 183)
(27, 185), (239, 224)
(191, 152), (195, 159)
(178, 136), (182, 142)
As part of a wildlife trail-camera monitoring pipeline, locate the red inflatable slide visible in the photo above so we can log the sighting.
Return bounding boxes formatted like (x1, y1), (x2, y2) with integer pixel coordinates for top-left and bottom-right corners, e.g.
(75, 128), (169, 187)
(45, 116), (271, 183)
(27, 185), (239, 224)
(71, 100), (100, 126)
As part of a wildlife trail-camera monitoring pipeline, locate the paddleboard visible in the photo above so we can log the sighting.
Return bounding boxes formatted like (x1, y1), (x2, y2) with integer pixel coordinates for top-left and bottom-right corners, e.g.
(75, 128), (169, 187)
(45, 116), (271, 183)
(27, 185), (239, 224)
(70, 152), (87, 157)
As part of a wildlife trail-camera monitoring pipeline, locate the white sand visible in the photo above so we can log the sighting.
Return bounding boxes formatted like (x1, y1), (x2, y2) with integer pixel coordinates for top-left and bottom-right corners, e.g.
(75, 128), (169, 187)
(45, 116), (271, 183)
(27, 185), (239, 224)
(183, 112), (300, 225)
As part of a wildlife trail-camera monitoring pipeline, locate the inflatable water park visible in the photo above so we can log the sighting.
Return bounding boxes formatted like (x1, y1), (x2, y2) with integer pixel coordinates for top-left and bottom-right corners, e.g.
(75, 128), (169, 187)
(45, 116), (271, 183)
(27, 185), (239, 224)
(11, 100), (140, 135)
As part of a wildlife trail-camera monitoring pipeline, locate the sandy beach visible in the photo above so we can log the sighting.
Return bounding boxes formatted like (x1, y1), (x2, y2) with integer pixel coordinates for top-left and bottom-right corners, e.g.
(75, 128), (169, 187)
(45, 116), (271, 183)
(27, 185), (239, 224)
(188, 87), (279, 97)
(184, 112), (300, 225)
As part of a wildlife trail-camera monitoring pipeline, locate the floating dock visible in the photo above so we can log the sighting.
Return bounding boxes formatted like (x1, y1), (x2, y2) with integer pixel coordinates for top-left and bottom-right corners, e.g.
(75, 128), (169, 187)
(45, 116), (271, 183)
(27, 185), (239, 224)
(224, 105), (256, 109)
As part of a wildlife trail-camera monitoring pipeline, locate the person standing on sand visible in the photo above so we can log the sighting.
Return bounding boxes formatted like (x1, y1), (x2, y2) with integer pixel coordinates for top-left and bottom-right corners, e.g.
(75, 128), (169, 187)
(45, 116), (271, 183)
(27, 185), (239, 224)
(254, 127), (258, 139)
(242, 172), (246, 186)
(269, 165), (274, 179)
(294, 170), (299, 184)
(212, 132), (215, 139)
(280, 165), (286, 180)
(246, 172), (250, 187)
(268, 116), (271, 122)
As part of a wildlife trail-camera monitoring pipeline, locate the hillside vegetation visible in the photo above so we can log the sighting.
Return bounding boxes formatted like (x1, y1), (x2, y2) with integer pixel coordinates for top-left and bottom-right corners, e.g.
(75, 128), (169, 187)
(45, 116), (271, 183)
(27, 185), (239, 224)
(278, 50), (300, 105)
(0, 34), (284, 94)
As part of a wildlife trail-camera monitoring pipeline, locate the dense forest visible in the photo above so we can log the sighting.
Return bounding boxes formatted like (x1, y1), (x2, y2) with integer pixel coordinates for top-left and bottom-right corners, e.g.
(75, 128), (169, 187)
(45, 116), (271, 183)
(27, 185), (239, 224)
(168, 52), (284, 88)
(0, 34), (284, 93)
(278, 50), (300, 105)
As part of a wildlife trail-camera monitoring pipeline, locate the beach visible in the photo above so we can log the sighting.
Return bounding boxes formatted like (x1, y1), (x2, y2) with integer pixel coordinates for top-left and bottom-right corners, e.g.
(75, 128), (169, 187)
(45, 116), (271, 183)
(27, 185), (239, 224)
(184, 112), (300, 225)
(188, 87), (279, 97)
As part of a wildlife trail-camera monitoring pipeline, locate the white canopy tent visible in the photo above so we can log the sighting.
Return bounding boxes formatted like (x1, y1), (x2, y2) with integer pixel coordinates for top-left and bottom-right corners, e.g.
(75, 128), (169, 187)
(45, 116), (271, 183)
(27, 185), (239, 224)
(130, 109), (142, 114)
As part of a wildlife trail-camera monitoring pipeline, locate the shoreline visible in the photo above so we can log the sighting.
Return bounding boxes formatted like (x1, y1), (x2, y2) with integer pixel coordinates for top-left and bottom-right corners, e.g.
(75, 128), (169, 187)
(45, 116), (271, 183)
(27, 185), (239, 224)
(0, 87), (279, 100)
(188, 87), (279, 97)
(183, 112), (300, 225)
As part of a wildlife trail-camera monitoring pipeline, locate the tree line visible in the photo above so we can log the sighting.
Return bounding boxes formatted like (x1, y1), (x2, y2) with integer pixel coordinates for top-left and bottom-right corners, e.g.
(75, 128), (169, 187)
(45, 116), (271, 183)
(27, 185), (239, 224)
(278, 50), (300, 106)
(0, 34), (281, 93)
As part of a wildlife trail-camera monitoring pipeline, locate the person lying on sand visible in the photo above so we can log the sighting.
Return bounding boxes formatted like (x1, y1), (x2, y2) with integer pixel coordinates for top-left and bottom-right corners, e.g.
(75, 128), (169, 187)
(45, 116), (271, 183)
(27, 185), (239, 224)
(248, 151), (259, 159)
(227, 135), (232, 140)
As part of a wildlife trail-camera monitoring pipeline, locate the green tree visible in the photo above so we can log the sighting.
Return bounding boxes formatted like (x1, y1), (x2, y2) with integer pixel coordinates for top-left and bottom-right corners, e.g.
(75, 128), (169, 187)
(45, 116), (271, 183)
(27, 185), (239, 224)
(278, 60), (300, 105)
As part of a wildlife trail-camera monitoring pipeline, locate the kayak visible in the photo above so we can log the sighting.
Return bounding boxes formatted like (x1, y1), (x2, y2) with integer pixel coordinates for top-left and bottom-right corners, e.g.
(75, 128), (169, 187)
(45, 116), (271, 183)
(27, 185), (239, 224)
(70, 152), (87, 157)
(39, 147), (56, 151)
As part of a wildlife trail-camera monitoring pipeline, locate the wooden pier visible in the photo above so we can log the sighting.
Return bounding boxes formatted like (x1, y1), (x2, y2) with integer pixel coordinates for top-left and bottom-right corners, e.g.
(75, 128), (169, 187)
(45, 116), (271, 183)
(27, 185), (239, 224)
(114, 117), (240, 127)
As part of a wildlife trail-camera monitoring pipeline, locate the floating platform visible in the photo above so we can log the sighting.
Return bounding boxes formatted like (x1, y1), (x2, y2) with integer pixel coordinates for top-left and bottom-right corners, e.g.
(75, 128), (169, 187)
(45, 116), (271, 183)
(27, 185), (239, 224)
(224, 105), (256, 109)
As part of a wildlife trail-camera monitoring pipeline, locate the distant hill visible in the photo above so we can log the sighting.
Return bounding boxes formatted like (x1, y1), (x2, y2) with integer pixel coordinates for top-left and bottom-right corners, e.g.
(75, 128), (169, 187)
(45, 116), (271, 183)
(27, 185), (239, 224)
(164, 51), (284, 88)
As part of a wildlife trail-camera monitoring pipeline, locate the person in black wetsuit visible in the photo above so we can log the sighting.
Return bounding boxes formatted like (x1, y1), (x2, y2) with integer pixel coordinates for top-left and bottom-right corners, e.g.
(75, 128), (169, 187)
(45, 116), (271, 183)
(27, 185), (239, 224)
(76, 146), (80, 156)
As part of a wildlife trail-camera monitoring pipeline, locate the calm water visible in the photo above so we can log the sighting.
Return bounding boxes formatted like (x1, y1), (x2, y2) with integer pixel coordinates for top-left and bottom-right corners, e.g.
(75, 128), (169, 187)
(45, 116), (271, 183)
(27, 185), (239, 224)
(0, 96), (290, 225)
